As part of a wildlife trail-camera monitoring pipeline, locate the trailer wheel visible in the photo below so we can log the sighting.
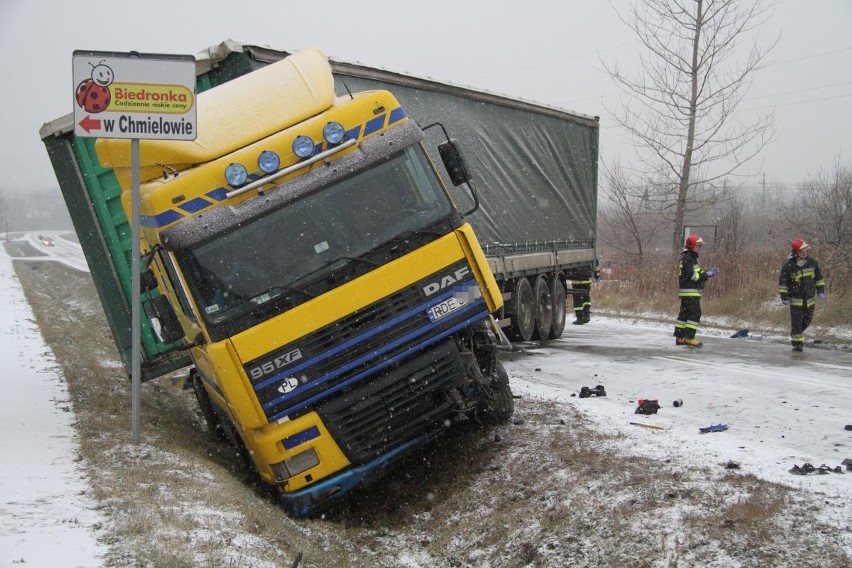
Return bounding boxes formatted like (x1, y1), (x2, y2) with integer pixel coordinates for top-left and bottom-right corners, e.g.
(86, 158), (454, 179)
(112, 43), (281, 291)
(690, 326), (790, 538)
(479, 361), (514, 424)
(549, 277), (567, 339)
(532, 275), (553, 340)
(506, 277), (535, 342)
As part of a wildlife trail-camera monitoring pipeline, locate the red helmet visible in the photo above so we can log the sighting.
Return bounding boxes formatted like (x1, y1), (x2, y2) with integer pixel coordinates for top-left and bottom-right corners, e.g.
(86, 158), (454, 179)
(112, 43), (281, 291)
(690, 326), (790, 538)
(685, 234), (704, 251)
(791, 239), (809, 253)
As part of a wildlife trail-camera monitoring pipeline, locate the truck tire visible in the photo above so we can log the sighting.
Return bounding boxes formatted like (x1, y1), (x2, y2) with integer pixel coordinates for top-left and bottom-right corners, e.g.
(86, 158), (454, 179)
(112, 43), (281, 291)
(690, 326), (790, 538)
(532, 275), (553, 340)
(191, 370), (227, 442)
(549, 277), (567, 339)
(506, 278), (535, 342)
(480, 361), (514, 424)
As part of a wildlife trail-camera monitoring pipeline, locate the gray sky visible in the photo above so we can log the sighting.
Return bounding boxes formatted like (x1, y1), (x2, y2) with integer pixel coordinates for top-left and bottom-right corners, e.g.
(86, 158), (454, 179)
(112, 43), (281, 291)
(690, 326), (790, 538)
(1, 0), (850, 196)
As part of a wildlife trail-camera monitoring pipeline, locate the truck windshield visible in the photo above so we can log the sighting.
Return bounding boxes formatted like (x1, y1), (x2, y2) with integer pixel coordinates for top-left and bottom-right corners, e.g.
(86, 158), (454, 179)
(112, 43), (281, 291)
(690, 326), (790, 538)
(177, 145), (455, 334)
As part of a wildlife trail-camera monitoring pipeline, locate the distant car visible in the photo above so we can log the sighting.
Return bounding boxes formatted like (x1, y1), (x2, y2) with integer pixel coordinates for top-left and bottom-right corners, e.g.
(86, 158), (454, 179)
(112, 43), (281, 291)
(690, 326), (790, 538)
(38, 234), (55, 247)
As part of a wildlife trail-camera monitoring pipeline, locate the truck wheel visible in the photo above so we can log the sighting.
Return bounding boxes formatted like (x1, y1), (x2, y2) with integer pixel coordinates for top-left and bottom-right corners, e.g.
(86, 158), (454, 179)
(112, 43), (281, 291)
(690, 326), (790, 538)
(506, 278), (535, 342)
(480, 361), (514, 424)
(191, 370), (227, 442)
(532, 275), (553, 340)
(549, 278), (567, 339)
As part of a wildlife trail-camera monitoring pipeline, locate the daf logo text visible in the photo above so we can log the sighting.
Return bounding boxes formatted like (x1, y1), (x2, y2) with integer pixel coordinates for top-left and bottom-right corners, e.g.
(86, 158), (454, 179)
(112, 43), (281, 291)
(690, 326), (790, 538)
(423, 267), (471, 297)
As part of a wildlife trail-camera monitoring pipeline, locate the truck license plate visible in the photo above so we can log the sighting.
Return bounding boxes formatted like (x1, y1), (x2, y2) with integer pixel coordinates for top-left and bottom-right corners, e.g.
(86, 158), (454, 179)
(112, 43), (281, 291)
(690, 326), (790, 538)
(427, 295), (469, 322)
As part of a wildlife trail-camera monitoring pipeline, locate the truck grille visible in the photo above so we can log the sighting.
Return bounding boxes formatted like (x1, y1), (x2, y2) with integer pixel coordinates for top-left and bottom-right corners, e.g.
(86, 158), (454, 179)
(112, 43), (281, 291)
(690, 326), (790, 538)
(247, 261), (488, 424)
(316, 339), (464, 464)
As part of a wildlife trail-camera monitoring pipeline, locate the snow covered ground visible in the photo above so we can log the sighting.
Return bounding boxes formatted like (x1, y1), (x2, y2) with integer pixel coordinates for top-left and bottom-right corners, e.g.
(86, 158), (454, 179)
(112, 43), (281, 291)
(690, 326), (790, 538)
(503, 318), (852, 534)
(0, 235), (105, 567)
(2, 233), (850, 564)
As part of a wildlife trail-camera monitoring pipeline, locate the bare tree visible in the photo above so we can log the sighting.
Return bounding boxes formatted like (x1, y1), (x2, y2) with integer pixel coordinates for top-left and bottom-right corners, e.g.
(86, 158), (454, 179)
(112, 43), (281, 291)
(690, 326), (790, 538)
(598, 162), (664, 269)
(604, 0), (777, 251)
(786, 158), (852, 246)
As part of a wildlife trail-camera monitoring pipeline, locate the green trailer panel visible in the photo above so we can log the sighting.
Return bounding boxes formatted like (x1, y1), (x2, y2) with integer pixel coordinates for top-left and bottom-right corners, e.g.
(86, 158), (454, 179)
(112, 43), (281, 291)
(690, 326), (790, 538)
(40, 117), (191, 381)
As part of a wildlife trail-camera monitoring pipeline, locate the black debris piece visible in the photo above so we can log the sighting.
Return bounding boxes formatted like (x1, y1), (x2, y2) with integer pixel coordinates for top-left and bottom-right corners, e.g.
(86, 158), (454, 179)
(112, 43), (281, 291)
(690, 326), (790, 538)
(635, 399), (660, 415)
(579, 385), (607, 398)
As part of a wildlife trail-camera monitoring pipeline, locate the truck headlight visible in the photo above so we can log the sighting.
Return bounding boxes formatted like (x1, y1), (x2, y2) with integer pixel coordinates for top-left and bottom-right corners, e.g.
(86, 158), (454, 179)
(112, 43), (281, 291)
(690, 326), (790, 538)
(322, 121), (345, 145)
(224, 163), (248, 187)
(292, 135), (315, 159)
(258, 150), (280, 174)
(270, 447), (319, 481)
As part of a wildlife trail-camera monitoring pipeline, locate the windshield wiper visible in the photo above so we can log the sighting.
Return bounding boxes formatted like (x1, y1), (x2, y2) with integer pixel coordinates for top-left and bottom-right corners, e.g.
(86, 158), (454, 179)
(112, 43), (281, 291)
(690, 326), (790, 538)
(331, 255), (379, 268)
(388, 228), (444, 252)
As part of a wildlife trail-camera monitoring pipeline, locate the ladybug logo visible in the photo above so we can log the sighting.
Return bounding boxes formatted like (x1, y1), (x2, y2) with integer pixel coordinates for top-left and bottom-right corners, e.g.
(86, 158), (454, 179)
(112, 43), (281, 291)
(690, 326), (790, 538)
(75, 61), (114, 114)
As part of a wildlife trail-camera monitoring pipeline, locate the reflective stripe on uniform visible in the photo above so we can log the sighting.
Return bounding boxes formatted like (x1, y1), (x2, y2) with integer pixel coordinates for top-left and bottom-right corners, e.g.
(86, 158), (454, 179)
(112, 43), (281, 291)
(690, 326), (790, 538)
(678, 288), (702, 297)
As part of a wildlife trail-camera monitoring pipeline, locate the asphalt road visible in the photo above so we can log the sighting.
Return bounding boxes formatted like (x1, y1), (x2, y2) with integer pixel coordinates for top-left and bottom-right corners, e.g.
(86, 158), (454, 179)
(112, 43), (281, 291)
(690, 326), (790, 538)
(501, 318), (852, 490)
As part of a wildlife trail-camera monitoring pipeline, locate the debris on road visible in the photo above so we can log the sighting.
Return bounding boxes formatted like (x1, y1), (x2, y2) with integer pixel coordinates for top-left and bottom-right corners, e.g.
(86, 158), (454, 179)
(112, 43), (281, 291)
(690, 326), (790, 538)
(629, 421), (669, 431)
(699, 423), (728, 434)
(579, 384), (606, 398)
(635, 399), (660, 415)
(789, 463), (844, 475)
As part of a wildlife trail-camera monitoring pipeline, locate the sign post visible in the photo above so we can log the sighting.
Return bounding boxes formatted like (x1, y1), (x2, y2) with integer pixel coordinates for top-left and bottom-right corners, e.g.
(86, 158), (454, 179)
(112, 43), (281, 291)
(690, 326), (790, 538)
(72, 50), (197, 444)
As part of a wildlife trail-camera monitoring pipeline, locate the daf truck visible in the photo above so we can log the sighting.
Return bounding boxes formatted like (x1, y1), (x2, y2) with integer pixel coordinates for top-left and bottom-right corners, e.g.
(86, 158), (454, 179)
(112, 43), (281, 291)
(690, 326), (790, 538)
(41, 47), (514, 517)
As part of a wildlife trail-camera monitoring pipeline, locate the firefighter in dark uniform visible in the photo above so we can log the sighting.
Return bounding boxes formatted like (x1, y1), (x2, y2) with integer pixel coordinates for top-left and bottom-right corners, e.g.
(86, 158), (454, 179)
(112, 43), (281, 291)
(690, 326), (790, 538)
(570, 257), (600, 325)
(778, 239), (825, 351)
(674, 234), (718, 347)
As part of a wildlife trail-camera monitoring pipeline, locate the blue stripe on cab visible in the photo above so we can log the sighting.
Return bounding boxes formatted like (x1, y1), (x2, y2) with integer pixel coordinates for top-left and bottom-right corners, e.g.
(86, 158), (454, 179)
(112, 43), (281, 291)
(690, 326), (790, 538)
(142, 209), (183, 228)
(364, 115), (385, 136)
(388, 107), (406, 124)
(178, 197), (211, 214)
(282, 425), (321, 450)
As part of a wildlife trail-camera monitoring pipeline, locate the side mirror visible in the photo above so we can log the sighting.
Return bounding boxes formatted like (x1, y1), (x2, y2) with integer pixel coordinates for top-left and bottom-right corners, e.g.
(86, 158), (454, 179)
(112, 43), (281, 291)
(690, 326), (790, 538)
(143, 295), (184, 344)
(438, 141), (471, 187)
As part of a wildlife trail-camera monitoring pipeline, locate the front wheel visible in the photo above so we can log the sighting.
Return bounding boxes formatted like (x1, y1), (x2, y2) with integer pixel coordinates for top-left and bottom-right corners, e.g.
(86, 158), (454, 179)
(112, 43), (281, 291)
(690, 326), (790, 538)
(191, 369), (226, 442)
(479, 361), (514, 424)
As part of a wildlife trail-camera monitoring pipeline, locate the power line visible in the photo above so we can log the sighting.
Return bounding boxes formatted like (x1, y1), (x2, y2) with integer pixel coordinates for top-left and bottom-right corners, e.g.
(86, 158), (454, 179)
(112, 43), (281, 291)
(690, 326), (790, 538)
(766, 46), (852, 67)
(561, 81), (852, 112)
(558, 47), (852, 107)
(745, 81), (852, 101)
(743, 91), (852, 111)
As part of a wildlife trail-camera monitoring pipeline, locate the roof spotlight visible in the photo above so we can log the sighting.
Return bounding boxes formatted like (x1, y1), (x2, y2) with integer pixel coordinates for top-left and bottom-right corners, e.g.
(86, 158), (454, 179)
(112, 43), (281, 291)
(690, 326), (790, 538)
(258, 150), (281, 174)
(322, 122), (345, 145)
(292, 135), (315, 159)
(224, 163), (248, 187)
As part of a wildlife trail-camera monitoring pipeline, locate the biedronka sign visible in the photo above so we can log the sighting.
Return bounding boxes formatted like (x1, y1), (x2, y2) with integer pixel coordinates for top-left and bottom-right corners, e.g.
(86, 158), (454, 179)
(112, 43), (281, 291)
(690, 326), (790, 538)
(72, 50), (197, 141)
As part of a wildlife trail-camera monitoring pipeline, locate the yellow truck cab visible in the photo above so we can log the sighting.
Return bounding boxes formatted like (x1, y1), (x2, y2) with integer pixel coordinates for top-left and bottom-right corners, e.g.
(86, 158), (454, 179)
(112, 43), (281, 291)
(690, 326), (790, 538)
(94, 47), (511, 515)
